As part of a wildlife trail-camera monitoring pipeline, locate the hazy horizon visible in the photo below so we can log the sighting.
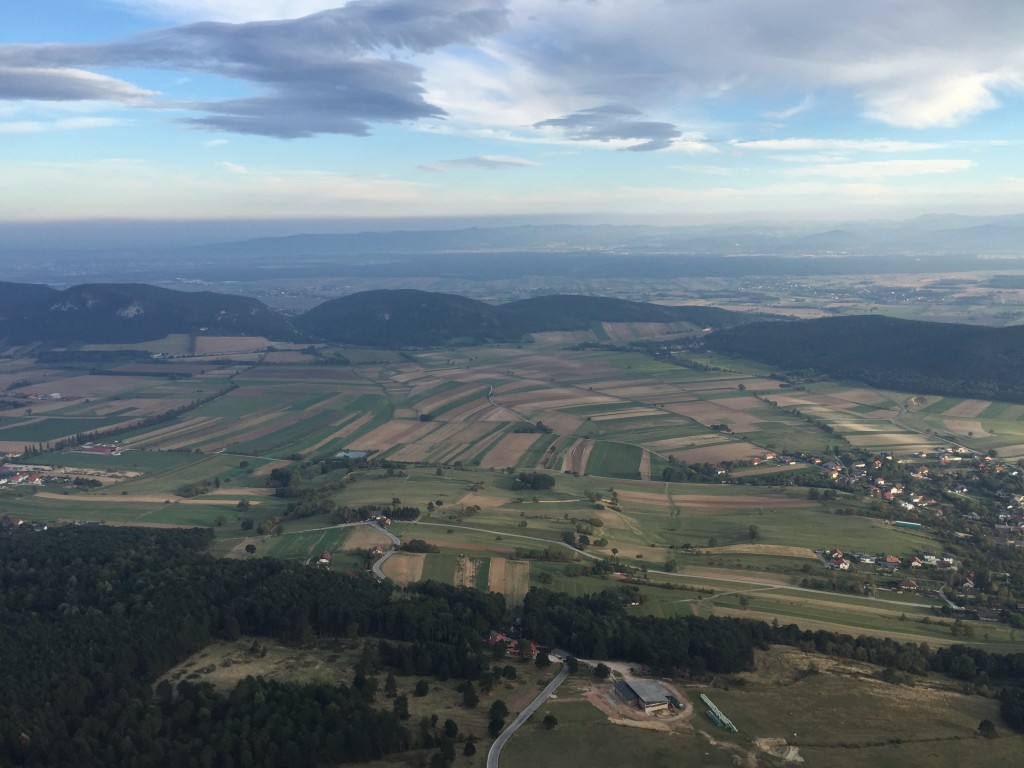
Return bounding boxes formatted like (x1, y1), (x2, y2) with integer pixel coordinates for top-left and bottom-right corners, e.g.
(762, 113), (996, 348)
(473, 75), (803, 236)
(2, 1), (1023, 229)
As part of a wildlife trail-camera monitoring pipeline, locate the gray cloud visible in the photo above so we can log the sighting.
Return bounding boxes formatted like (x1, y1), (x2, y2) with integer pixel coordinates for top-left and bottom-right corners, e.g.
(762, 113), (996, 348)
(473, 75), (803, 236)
(419, 154), (539, 171)
(534, 105), (681, 151)
(504, 0), (1024, 129)
(0, 0), (508, 138)
(0, 66), (154, 102)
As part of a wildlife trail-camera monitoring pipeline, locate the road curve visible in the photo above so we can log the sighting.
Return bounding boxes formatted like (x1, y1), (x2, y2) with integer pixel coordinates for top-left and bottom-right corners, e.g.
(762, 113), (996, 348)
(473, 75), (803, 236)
(487, 663), (569, 768)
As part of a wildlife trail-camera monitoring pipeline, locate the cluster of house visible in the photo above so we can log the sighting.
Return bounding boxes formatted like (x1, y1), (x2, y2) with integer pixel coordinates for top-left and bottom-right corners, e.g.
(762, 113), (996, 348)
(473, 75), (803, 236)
(486, 630), (537, 660)
(315, 550), (333, 568)
(74, 443), (122, 456)
(0, 516), (47, 533)
(0, 465), (46, 486)
(822, 547), (960, 573)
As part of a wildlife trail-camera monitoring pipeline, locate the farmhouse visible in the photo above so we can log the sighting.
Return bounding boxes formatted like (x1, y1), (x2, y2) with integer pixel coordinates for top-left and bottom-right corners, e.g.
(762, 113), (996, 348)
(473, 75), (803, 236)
(615, 679), (674, 714)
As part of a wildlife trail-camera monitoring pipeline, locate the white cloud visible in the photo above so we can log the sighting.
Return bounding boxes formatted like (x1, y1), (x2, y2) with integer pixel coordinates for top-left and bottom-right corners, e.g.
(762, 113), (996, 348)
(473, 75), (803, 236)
(107, 1), (345, 23)
(0, 116), (122, 133)
(784, 159), (974, 179)
(731, 138), (947, 153)
(863, 71), (1020, 128)
(764, 95), (815, 120)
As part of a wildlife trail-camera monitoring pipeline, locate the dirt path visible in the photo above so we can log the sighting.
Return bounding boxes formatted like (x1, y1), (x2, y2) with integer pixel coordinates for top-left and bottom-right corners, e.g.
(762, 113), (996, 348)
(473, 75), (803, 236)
(639, 448), (651, 481)
(453, 553), (477, 588)
(562, 437), (596, 475)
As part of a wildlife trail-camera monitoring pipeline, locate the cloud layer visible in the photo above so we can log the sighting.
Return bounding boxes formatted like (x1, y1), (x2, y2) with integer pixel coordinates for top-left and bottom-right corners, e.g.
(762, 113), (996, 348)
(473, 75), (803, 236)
(0, 0), (508, 138)
(2, 1), (1022, 143)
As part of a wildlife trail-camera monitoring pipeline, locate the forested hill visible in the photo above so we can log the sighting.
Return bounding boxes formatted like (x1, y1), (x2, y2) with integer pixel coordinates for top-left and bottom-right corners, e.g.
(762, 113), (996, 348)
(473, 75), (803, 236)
(0, 282), (757, 346)
(296, 290), (755, 346)
(705, 315), (1024, 402)
(0, 282), (296, 344)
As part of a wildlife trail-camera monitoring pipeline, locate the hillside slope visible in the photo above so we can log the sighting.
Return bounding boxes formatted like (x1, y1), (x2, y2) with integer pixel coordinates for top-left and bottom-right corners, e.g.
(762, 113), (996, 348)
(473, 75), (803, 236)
(297, 291), (759, 346)
(705, 315), (1024, 401)
(0, 283), (296, 344)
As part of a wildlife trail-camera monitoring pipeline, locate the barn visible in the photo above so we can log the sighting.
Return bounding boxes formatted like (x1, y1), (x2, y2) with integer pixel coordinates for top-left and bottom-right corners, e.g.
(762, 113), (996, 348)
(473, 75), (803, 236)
(614, 679), (674, 714)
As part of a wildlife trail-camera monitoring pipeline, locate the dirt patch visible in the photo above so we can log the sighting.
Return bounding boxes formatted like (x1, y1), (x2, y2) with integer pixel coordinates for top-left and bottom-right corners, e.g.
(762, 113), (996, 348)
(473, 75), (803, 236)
(504, 559), (530, 605)
(943, 398), (992, 418)
(252, 459), (292, 477)
(754, 738), (803, 764)
(381, 552), (424, 585)
(638, 448), (651, 481)
(35, 491), (239, 506)
(355, 419), (439, 451)
(561, 437), (596, 475)
(487, 557), (508, 594)
(665, 442), (764, 463)
(453, 553), (477, 588)
(340, 525), (394, 551)
(670, 492), (817, 511)
(479, 434), (544, 468)
(714, 543), (817, 559)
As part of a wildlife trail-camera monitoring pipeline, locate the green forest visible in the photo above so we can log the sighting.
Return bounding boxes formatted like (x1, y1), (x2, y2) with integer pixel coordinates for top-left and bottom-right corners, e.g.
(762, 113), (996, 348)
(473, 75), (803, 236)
(706, 314), (1024, 402)
(3, 525), (1024, 767)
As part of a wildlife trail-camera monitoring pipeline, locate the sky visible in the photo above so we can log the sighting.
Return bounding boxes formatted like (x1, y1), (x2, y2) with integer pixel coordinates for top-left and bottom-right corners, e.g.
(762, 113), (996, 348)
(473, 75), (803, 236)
(2, 0), (1023, 231)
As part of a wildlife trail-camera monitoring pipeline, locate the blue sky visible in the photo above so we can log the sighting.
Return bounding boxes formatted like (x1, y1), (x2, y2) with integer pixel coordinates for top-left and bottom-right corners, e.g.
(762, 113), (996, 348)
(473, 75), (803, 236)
(1, 0), (1023, 227)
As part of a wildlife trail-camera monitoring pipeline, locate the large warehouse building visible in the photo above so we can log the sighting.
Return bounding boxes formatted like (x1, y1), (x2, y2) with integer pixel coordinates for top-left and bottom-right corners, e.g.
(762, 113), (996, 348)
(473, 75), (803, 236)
(614, 679), (674, 714)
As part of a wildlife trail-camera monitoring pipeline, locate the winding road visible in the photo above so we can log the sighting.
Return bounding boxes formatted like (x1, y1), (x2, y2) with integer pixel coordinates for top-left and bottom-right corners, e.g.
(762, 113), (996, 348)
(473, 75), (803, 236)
(487, 663), (569, 768)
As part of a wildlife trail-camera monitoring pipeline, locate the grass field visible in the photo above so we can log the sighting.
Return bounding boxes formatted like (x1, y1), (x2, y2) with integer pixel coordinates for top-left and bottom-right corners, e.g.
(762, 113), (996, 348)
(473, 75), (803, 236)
(584, 441), (643, 479)
(507, 646), (1024, 768)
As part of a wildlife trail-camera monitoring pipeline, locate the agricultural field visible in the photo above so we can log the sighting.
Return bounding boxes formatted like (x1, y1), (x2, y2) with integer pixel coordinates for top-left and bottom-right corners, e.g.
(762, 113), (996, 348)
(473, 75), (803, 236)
(5, 338), (1024, 648)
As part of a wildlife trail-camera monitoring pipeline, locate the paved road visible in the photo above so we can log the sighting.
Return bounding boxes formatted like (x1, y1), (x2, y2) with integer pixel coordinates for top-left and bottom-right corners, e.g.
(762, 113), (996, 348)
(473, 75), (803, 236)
(487, 663), (569, 768)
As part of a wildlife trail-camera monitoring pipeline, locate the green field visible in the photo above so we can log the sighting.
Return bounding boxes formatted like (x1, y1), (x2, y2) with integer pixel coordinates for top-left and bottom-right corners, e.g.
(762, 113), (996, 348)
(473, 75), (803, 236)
(503, 692), (735, 768)
(585, 441), (642, 479)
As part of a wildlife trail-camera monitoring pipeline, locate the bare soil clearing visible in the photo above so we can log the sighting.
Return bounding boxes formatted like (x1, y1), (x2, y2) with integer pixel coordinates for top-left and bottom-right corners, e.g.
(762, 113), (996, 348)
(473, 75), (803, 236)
(381, 552), (424, 585)
(341, 525), (393, 551)
(714, 543), (817, 558)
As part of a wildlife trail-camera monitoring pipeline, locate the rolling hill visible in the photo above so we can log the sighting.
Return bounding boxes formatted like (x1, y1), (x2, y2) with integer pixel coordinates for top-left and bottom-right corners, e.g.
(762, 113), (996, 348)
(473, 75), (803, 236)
(296, 290), (758, 346)
(705, 314), (1024, 402)
(0, 283), (760, 347)
(0, 282), (297, 344)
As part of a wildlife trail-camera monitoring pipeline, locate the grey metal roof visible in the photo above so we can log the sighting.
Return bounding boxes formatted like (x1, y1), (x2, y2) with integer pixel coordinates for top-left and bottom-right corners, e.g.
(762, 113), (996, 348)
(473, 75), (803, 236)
(622, 679), (672, 704)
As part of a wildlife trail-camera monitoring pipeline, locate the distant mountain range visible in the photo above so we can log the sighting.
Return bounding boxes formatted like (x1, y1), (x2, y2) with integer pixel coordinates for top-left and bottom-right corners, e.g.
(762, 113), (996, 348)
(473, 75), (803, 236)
(0, 283), (758, 347)
(2, 214), (1024, 285)
(7, 281), (1024, 404)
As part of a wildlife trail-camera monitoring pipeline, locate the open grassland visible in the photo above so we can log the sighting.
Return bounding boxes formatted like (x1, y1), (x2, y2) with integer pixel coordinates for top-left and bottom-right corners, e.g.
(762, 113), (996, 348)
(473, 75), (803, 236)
(707, 646), (1023, 768)
(502, 695), (736, 768)
(507, 649), (1023, 768)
